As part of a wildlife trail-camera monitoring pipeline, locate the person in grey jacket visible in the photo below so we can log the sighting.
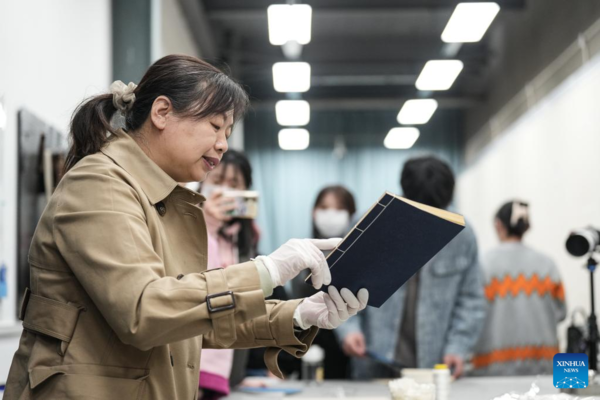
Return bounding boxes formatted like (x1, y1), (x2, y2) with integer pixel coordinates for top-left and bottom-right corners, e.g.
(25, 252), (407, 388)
(335, 156), (486, 379)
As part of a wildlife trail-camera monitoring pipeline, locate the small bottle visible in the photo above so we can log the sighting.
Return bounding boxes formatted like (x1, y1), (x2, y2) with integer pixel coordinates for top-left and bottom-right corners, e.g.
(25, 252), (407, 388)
(301, 344), (324, 383)
(433, 364), (450, 400)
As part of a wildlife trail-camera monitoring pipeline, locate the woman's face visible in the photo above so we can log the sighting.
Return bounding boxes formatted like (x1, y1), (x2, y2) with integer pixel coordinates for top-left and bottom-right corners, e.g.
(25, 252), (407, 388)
(204, 164), (247, 190)
(313, 192), (351, 238)
(153, 107), (234, 183)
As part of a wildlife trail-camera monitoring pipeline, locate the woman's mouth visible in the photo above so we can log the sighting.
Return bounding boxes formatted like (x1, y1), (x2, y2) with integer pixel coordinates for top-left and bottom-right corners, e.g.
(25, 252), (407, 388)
(202, 156), (220, 170)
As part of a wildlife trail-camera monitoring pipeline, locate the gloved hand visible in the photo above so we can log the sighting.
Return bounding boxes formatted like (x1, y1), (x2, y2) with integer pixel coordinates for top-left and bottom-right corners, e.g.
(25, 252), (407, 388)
(256, 238), (340, 289)
(294, 286), (369, 330)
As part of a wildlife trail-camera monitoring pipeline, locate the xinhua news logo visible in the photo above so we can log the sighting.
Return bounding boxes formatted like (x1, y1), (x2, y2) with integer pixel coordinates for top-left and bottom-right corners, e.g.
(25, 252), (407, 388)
(553, 353), (588, 389)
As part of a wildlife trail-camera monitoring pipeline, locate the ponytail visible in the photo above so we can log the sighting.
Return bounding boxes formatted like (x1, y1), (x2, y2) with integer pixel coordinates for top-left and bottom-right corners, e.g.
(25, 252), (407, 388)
(64, 93), (117, 172)
(64, 54), (249, 172)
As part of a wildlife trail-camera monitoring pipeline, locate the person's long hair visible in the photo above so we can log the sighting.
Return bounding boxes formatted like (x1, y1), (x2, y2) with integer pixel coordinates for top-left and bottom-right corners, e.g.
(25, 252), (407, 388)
(65, 54), (249, 172)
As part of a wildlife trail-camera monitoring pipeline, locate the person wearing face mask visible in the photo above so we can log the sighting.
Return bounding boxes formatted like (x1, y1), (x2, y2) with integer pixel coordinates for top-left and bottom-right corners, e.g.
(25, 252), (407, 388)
(290, 185), (357, 379)
(4, 55), (369, 400)
(312, 186), (355, 240)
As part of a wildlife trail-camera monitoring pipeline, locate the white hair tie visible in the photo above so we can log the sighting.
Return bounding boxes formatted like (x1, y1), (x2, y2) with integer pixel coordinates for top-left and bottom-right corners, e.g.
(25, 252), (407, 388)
(510, 202), (529, 227)
(109, 80), (137, 112)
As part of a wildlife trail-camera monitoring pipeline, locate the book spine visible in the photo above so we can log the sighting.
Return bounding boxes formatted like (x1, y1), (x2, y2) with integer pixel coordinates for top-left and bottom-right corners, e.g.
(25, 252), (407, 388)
(327, 193), (395, 269)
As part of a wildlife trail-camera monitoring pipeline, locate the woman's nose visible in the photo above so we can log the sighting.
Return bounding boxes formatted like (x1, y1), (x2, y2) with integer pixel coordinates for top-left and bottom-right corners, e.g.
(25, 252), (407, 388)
(215, 136), (228, 153)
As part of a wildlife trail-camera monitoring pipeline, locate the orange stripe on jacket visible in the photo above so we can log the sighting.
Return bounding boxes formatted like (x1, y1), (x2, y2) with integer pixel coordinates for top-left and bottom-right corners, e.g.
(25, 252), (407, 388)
(484, 273), (565, 302)
(473, 346), (559, 369)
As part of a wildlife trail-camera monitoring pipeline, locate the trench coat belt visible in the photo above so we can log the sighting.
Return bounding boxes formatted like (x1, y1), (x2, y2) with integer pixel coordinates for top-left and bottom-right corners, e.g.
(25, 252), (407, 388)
(204, 269), (237, 347)
(19, 287), (84, 343)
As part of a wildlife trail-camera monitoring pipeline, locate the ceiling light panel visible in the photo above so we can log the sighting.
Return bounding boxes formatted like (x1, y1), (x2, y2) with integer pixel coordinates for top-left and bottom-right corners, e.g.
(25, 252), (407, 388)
(415, 60), (463, 91)
(273, 62), (311, 93)
(268, 4), (312, 45)
(279, 128), (310, 150)
(442, 2), (500, 43)
(397, 99), (438, 125)
(276, 100), (310, 126)
(384, 127), (420, 149)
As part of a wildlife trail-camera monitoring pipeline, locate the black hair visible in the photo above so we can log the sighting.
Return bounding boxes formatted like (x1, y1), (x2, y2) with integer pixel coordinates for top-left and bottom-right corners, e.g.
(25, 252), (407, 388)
(65, 54), (249, 171)
(495, 200), (530, 238)
(311, 185), (357, 239)
(400, 156), (455, 209)
(218, 149), (253, 189)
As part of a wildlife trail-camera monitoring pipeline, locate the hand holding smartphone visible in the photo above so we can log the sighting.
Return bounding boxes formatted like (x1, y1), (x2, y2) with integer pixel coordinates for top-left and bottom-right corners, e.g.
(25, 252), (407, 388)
(222, 190), (259, 219)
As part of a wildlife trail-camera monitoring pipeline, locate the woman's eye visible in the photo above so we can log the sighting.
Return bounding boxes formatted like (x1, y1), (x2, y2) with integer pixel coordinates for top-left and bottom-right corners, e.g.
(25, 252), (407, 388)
(211, 123), (221, 131)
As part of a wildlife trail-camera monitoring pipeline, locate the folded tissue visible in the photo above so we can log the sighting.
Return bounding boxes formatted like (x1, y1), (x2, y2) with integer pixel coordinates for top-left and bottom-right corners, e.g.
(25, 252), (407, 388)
(389, 377), (435, 400)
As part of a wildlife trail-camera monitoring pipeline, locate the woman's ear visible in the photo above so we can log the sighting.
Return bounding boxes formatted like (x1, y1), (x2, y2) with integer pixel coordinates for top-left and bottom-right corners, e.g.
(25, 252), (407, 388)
(150, 95), (172, 131)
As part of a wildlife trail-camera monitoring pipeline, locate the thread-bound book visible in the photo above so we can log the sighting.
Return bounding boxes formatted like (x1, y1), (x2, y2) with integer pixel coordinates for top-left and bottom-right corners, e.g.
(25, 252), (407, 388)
(310, 192), (465, 308)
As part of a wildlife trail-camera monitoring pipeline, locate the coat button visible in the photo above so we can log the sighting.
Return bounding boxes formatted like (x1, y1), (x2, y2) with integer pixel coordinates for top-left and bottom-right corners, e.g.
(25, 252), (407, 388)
(156, 202), (167, 216)
(177, 274), (184, 280)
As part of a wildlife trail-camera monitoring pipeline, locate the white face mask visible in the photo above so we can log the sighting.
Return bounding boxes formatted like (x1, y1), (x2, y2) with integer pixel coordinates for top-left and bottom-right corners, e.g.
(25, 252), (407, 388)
(314, 209), (351, 238)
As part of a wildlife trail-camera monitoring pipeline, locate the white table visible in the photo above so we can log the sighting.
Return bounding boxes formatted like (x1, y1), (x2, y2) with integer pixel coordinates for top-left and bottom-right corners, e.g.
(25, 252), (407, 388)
(223, 376), (564, 399)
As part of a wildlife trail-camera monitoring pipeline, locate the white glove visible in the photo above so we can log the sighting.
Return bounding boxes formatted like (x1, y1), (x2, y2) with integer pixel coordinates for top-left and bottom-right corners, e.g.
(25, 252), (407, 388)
(294, 286), (369, 330)
(256, 238), (340, 289)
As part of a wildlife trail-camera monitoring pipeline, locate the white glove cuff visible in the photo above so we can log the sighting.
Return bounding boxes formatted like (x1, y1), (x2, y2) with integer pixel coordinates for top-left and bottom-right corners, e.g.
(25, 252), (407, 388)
(252, 260), (274, 297)
(255, 255), (282, 287)
(293, 302), (311, 330)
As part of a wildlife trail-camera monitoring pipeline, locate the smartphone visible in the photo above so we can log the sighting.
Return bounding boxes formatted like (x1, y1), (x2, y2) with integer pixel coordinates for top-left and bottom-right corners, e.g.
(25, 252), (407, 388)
(222, 190), (259, 219)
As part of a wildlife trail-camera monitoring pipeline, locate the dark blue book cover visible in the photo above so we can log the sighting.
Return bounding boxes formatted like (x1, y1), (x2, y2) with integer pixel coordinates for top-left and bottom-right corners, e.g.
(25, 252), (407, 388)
(313, 192), (465, 308)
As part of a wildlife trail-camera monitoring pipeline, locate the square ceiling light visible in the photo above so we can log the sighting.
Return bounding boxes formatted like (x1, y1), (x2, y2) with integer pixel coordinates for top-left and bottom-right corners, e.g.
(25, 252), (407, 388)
(415, 60), (463, 91)
(442, 2), (500, 43)
(273, 62), (311, 93)
(268, 4), (312, 45)
(397, 99), (438, 125)
(384, 128), (420, 150)
(279, 128), (310, 150)
(276, 100), (310, 126)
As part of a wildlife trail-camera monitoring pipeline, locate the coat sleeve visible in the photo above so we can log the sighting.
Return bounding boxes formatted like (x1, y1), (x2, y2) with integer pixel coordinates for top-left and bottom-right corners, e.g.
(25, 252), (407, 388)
(202, 299), (319, 378)
(442, 231), (487, 359)
(52, 168), (267, 351)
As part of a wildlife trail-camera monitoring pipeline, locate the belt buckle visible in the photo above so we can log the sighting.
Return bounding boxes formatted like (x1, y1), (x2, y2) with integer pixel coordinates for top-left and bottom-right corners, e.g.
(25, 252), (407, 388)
(206, 291), (236, 313)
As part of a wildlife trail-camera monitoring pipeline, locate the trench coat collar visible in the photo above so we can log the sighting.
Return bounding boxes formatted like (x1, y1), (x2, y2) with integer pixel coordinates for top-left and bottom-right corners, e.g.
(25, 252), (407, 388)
(101, 129), (204, 205)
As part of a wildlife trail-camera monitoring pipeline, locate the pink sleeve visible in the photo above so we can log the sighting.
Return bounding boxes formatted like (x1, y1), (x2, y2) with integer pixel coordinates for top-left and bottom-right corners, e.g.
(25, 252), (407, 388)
(201, 232), (235, 395)
(207, 233), (222, 271)
(199, 349), (234, 395)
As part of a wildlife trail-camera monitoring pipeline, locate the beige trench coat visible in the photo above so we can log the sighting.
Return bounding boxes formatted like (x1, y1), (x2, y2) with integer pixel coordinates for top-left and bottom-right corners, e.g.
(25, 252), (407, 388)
(4, 130), (318, 400)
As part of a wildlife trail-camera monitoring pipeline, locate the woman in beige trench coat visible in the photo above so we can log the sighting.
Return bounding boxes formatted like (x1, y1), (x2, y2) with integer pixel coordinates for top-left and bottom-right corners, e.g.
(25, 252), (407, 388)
(4, 55), (368, 400)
